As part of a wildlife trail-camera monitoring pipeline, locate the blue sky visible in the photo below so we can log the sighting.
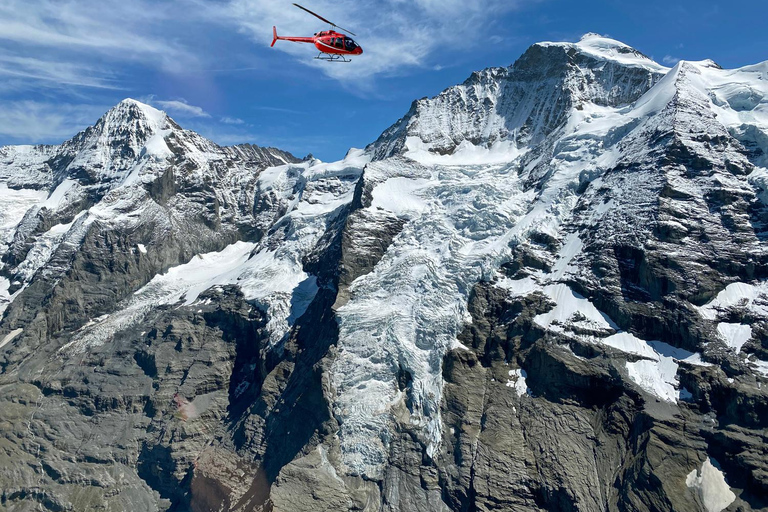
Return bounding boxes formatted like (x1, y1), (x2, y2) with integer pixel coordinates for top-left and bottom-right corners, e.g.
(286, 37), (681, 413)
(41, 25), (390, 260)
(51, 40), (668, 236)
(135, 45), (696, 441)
(0, 0), (766, 161)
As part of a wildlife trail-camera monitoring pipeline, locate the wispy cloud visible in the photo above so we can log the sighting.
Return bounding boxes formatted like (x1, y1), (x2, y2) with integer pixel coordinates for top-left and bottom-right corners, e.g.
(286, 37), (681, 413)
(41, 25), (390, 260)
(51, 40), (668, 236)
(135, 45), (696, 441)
(0, 0), (196, 71)
(663, 55), (681, 65)
(0, 101), (107, 142)
(0, 0), (544, 97)
(253, 106), (304, 115)
(155, 99), (211, 118)
(221, 116), (245, 124)
(217, 0), (541, 84)
(0, 53), (120, 90)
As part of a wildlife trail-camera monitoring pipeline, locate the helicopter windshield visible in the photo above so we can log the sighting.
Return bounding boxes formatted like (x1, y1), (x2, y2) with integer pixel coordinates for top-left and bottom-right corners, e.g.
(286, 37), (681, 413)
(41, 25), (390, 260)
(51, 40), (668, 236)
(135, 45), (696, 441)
(344, 38), (358, 51)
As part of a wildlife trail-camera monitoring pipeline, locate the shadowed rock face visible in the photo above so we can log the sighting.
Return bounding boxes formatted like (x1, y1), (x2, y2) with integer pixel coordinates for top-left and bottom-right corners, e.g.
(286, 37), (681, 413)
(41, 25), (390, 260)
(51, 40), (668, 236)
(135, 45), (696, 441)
(2, 35), (768, 512)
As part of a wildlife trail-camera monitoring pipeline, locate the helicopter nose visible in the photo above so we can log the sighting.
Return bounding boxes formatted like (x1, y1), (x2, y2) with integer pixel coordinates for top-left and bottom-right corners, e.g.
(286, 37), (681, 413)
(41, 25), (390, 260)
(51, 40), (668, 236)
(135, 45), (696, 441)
(355, 47), (363, 55)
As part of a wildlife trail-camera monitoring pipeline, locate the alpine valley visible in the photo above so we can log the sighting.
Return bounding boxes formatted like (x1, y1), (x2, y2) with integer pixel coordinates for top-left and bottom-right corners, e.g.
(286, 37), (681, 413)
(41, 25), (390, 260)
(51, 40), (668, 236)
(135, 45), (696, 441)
(0, 34), (767, 512)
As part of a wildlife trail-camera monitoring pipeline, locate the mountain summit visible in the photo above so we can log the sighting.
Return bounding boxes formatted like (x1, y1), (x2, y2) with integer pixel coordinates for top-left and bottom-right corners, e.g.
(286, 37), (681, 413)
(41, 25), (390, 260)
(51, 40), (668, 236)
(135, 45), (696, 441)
(370, 33), (669, 161)
(1, 36), (767, 512)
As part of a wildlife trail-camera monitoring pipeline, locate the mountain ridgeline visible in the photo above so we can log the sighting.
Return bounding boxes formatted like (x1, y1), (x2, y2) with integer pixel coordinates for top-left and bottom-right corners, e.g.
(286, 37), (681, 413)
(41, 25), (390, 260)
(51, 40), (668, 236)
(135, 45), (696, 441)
(0, 34), (767, 512)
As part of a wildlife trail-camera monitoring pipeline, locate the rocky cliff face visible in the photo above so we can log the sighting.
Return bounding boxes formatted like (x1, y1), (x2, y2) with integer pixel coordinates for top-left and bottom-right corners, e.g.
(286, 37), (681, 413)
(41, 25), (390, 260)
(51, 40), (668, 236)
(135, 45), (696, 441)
(1, 34), (767, 512)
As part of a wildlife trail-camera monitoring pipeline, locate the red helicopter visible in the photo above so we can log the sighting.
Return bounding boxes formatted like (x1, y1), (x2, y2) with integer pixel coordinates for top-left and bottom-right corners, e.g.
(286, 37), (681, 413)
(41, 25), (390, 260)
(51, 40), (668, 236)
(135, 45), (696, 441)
(271, 3), (363, 62)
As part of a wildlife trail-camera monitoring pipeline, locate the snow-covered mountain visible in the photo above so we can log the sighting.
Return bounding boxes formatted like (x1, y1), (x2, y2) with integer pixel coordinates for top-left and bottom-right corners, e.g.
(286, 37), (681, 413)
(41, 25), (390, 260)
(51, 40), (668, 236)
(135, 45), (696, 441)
(1, 34), (767, 512)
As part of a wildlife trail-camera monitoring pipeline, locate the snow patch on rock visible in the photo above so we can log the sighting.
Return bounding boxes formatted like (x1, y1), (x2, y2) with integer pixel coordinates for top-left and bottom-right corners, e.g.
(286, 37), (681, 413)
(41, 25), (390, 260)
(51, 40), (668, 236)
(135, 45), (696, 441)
(534, 283), (618, 333)
(499, 277), (706, 403)
(716, 323), (752, 353)
(699, 281), (768, 320)
(751, 359), (768, 377)
(506, 369), (529, 397)
(686, 458), (736, 512)
(625, 358), (680, 404)
(0, 328), (22, 350)
(624, 340), (710, 403)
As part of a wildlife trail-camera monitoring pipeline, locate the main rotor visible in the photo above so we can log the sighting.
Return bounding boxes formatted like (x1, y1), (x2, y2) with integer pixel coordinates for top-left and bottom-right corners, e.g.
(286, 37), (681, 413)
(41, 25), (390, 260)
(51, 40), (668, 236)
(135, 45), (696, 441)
(292, 3), (357, 36)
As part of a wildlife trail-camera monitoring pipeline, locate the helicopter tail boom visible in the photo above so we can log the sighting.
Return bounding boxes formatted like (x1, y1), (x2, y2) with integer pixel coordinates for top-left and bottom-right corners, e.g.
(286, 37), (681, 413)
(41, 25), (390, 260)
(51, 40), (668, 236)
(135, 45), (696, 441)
(271, 27), (314, 46)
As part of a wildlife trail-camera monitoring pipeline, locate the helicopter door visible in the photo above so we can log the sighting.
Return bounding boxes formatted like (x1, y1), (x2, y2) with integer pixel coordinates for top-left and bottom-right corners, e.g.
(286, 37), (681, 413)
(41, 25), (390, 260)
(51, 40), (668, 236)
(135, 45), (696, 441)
(333, 38), (344, 50)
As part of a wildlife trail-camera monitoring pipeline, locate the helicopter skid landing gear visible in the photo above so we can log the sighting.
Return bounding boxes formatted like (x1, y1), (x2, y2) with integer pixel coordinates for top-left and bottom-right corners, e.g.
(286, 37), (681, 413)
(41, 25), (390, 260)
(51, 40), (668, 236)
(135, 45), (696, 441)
(315, 52), (351, 62)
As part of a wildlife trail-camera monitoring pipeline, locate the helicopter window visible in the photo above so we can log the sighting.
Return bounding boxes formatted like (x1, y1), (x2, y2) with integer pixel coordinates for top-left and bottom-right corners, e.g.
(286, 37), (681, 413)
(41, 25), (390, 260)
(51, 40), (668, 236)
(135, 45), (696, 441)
(334, 38), (344, 49)
(345, 39), (358, 50)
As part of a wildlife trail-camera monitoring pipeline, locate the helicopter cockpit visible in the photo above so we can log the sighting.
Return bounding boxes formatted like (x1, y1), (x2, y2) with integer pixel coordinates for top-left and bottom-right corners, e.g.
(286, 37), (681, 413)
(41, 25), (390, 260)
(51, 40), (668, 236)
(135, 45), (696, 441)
(344, 38), (359, 51)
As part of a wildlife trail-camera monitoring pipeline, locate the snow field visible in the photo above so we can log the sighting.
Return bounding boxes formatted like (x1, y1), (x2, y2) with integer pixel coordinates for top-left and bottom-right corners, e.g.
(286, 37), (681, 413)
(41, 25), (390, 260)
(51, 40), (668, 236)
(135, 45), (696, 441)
(716, 323), (753, 354)
(698, 281), (768, 320)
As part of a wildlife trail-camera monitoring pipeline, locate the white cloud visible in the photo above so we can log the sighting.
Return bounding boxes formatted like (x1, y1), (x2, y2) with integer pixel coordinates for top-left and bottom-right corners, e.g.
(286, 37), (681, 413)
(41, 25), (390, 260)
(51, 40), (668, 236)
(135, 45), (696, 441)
(0, 0), (206, 103)
(0, 101), (107, 142)
(0, 0), (543, 94)
(0, 54), (119, 89)
(0, 0), (195, 70)
(663, 55), (681, 65)
(253, 106), (304, 115)
(221, 116), (245, 125)
(218, 0), (540, 83)
(155, 99), (211, 118)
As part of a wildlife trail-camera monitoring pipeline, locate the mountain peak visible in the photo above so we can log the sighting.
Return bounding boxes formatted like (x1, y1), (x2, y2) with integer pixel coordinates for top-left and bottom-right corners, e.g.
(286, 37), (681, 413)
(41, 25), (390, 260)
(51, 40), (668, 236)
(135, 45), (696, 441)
(370, 35), (669, 160)
(48, 99), (179, 185)
(534, 33), (667, 73)
(101, 98), (173, 133)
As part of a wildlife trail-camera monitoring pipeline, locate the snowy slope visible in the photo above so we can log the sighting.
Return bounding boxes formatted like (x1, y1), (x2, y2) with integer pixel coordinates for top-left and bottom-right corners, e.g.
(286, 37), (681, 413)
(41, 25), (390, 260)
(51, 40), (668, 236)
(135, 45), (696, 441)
(333, 36), (768, 477)
(62, 150), (368, 353)
(0, 99), (300, 336)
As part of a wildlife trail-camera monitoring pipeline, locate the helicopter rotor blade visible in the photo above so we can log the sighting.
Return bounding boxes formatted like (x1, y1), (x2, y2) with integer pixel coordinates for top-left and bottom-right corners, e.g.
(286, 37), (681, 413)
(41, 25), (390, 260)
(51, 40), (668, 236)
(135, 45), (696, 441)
(292, 3), (357, 36)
